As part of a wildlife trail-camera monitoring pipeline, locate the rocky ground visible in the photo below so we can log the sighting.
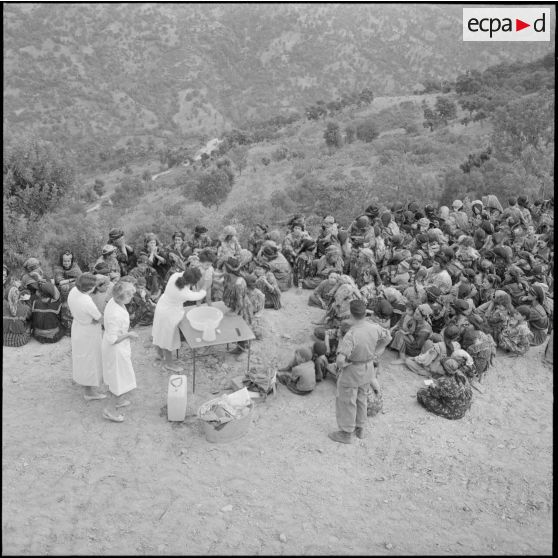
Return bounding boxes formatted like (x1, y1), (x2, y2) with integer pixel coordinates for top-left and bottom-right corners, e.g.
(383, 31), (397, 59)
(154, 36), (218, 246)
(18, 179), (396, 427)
(2, 290), (553, 555)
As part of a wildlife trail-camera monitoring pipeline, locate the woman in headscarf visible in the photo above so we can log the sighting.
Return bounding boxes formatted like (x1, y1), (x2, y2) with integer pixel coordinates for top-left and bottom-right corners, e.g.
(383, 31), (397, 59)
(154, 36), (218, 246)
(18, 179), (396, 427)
(455, 235), (480, 269)
(258, 242), (292, 292)
(216, 225), (242, 269)
(460, 328), (496, 382)
(404, 324), (461, 377)
(282, 219), (311, 268)
(316, 215), (340, 258)
(416, 357), (473, 420)
(248, 223), (268, 257)
(501, 265), (530, 306)
(188, 225), (213, 253)
(498, 308), (534, 357)
(390, 303), (433, 364)
(152, 267), (206, 371)
(354, 248), (381, 290)
(254, 263), (282, 310)
(53, 250), (83, 299)
(476, 290), (514, 344)
(95, 245), (121, 282)
(67, 273), (105, 400)
(101, 281), (138, 422)
(31, 281), (65, 343)
(425, 255), (452, 295)
(519, 286), (549, 346)
(3, 285), (32, 347)
(21, 257), (59, 302)
(107, 228), (137, 276)
(324, 275), (362, 328)
(293, 238), (316, 288)
(166, 231), (191, 260)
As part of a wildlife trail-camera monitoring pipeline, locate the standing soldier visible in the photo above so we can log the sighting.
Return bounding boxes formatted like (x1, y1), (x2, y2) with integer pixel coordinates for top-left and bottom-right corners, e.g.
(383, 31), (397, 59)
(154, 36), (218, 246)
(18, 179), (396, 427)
(329, 299), (392, 444)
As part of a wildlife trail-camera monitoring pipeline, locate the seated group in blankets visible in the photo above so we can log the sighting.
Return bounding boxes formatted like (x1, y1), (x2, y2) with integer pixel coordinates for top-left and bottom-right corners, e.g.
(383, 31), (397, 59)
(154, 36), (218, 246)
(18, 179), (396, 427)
(4, 195), (554, 418)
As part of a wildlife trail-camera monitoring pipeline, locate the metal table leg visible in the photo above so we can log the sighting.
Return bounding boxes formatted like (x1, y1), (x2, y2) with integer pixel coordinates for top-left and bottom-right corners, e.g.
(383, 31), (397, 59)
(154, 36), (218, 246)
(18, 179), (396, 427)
(247, 341), (251, 372)
(193, 348), (196, 393)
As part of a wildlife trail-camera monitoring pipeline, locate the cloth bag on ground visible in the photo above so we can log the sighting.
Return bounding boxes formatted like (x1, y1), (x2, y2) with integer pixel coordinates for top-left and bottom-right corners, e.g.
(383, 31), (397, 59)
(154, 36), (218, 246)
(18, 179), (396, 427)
(243, 366), (277, 397)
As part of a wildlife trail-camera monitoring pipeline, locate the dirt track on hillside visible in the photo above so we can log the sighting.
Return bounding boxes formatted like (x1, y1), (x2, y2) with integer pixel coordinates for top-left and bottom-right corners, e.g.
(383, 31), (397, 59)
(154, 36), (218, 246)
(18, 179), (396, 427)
(2, 291), (553, 555)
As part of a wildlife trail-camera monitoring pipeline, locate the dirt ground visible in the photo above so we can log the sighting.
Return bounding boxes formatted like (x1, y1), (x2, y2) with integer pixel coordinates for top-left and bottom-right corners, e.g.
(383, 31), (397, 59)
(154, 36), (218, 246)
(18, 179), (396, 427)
(2, 290), (553, 555)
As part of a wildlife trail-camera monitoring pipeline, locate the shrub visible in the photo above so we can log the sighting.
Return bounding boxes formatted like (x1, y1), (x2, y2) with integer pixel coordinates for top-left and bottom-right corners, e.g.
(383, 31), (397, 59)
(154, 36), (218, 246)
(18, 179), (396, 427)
(271, 146), (289, 162)
(356, 120), (379, 143)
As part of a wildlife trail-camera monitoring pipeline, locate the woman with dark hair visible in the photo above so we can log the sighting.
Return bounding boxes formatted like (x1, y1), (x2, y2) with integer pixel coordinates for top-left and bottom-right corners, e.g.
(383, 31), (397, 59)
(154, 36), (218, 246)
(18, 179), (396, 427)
(166, 231), (191, 260)
(425, 256), (452, 295)
(476, 290), (514, 344)
(143, 232), (168, 281)
(67, 273), (105, 400)
(188, 225), (212, 253)
(254, 263), (282, 309)
(248, 224), (268, 256)
(416, 357), (473, 420)
(151, 267), (206, 372)
(3, 285), (32, 347)
(101, 281), (138, 422)
(107, 228), (137, 276)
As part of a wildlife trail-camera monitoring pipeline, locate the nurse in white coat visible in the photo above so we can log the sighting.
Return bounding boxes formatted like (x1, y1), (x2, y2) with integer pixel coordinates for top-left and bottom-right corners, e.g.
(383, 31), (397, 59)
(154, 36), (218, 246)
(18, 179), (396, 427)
(101, 281), (138, 422)
(67, 273), (105, 401)
(152, 267), (206, 372)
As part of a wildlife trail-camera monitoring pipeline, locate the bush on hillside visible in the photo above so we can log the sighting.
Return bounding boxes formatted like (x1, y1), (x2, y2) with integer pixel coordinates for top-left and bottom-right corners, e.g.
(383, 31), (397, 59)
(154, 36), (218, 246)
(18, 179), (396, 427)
(355, 119), (379, 143)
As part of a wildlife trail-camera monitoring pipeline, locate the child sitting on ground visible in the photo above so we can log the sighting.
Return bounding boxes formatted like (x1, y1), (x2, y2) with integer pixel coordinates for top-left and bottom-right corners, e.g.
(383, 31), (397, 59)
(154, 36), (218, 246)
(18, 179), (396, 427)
(277, 347), (316, 395)
(312, 341), (331, 382)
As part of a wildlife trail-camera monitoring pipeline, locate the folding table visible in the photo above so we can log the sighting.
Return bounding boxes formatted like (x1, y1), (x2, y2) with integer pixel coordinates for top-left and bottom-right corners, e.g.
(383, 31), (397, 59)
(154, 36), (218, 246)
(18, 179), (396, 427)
(178, 301), (255, 393)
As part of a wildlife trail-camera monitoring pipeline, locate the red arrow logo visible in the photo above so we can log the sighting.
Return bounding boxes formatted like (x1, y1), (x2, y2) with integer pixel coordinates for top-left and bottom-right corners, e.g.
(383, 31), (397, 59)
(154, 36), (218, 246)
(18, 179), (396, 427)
(516, 19), (530, 31)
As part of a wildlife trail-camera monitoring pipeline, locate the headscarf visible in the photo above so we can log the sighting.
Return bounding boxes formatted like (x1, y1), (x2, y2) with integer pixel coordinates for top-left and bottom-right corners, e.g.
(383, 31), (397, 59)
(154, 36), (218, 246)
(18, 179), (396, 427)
(38, 281), (56, 299)
(108, 228), (124, 241)
(417, 303), (433, 323)
(23, 258), (41, 272)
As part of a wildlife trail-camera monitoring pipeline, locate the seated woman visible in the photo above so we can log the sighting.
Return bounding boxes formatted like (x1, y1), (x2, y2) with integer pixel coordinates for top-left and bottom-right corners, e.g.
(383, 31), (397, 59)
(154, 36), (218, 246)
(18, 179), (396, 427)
(282, 221), (311, 269)
(403, 268), (428, 307)
(416, 357), (473, 420)
(95, 245), (121, 282)
(404, 325), (461, 377)
(460, 328), (496, 382)
(302, 245), (344, 290)
(129, 254), (162, 302)
(498, 308), (534, 357)
(163, 250), (186, 286)
(522, 285), (550, 346)
(476, 290), (514, 345)
(390, 303), (433, 364)
(166, 231), (191, 260)
(308, 271), (339, 309)
(277, 347), (316, 395)
(293, 238), (317, 288)
(3, 286), (32, 347)
(216, 226), (242, 269)
(324, 275), (362, 328)
(248, 223), (268, 257)
(31, 281), (65, 343)
(21, 258), (59, 303)
(188, 225), (213, 253)
(257, 243), (292, 292)
(127, 277), (156, 328)
(354, 248), (381, 290)
(143, 232), (168, 282)
(501, 265), (530, 307)
(254, 263), (282, 310)
(53, 250), (83, 299)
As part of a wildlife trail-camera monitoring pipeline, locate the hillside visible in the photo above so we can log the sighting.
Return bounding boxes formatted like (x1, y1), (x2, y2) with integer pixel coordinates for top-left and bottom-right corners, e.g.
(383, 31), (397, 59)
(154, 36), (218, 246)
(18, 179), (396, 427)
(3, 4), (554, 169)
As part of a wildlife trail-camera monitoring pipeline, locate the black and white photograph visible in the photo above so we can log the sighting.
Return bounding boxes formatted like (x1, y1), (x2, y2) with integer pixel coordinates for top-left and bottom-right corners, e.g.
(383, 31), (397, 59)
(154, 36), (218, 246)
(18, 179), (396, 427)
(3, 1), (554, 555)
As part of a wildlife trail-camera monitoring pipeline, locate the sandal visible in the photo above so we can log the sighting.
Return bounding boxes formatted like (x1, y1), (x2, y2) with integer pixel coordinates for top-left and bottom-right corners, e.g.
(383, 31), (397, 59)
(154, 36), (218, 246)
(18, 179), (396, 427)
(115, 400), (131, 409)
(84, 393), (107, 401)
(102, 409), (124, 422)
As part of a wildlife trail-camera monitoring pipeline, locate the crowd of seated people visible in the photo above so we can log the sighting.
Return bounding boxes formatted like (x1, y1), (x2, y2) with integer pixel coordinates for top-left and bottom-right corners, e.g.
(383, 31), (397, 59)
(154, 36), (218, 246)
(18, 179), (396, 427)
(3, 195), (554, 419)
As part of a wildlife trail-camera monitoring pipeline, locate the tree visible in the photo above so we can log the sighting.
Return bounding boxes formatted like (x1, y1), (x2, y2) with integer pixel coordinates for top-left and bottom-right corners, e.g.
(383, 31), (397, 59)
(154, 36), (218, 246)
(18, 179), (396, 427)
(359, 87), (374, 104)
(194, 168), (234, 208)
(323, 122), (343, 150)
(356, 120), (379, 143)
(3, 136), (76, 218)
(93, 178), (105, 197)
(423, 107), (442, 132)
(455, 70), (482, 95)
(229, 145), (248, 176)
(434, 96), (457, 123)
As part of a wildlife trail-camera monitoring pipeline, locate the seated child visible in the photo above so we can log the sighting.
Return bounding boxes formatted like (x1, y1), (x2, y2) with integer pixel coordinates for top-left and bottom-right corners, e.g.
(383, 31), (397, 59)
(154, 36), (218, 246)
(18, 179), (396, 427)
(390, 301), (416, 337)
(128, 277), (156, 328)
(277, 347), (316, 395)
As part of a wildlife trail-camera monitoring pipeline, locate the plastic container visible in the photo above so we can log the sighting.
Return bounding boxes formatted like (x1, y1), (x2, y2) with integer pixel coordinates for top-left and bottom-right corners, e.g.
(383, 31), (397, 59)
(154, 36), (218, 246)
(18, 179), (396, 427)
(167, 375), (188, 421)
(198, 400), (254, 443)
(186, 305), (224, 342)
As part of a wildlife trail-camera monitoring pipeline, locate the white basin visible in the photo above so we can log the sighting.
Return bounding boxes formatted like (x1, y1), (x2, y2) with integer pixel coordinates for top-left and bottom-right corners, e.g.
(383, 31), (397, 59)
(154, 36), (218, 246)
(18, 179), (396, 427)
(186, 306), (223, 341)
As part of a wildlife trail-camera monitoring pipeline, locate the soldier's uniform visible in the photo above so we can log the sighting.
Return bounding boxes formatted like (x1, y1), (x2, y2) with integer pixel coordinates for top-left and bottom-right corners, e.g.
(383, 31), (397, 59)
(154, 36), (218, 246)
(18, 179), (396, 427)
(335, 318), (391, 434)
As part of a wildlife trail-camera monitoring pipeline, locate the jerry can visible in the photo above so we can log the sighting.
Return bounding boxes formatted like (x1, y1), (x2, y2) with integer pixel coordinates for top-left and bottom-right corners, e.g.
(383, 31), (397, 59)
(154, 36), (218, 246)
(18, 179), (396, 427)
(167, 375), (187, 421)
